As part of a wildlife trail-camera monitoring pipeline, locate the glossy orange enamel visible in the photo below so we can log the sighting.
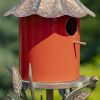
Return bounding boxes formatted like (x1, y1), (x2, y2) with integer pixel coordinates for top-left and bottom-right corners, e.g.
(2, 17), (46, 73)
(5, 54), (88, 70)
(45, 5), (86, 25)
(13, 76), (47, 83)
(19, 15), (80, 82)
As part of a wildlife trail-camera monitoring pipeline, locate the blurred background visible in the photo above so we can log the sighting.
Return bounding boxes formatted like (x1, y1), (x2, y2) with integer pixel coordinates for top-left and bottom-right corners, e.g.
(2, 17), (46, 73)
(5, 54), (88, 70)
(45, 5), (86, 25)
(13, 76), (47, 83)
(0, 0), (100, 100)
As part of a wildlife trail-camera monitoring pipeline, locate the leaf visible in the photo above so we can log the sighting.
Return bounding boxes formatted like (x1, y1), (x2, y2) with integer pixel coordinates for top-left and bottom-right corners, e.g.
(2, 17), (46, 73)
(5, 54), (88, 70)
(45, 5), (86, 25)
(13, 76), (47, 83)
(12, 66), (22, 97)
(64, 83), (91, 100)
(7, 95), (15, 100)
(65, 89), (91, 100)
(6, 66), (12, 74)
(74, 91), (91, 100)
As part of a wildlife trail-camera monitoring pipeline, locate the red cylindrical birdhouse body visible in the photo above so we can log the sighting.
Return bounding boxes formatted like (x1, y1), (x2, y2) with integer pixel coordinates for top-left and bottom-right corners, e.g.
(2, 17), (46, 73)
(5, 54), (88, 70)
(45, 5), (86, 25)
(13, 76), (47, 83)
(5, 0), (95, 83)
(20, 15), (80, 82)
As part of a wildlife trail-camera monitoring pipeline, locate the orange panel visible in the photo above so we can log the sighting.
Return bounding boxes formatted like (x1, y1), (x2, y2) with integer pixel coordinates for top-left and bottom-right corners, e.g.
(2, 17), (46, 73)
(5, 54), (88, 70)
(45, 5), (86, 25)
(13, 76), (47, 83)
(19, 15), (80, 82)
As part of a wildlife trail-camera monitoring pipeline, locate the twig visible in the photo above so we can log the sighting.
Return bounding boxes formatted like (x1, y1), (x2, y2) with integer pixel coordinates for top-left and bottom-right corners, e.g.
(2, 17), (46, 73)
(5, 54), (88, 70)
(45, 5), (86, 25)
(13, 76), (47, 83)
(29, 63), (35, 100)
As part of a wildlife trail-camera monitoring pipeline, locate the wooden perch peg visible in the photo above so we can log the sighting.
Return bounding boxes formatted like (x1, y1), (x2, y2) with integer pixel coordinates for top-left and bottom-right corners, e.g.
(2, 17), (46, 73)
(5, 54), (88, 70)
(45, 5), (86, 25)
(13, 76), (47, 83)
(73, 41), (87, 45)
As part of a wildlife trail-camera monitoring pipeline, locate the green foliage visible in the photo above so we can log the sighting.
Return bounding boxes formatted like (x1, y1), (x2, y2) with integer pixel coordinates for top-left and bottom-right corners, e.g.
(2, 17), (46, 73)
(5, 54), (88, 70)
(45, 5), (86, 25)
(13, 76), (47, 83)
(80, 16), (100, 63)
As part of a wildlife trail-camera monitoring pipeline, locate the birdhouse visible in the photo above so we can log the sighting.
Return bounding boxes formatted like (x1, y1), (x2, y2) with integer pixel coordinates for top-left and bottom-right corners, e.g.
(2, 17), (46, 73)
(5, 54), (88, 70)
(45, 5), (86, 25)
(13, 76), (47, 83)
(5, 0), (95, 83)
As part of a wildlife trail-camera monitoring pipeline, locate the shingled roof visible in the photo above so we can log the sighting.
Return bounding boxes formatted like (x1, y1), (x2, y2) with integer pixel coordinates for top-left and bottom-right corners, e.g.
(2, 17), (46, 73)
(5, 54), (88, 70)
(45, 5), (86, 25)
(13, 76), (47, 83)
(4, 0), (96, 18)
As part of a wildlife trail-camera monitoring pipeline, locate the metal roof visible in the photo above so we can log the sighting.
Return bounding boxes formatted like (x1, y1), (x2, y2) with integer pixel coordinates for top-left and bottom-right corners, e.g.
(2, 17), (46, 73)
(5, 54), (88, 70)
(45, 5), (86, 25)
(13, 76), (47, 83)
(4, 0), (96, 18)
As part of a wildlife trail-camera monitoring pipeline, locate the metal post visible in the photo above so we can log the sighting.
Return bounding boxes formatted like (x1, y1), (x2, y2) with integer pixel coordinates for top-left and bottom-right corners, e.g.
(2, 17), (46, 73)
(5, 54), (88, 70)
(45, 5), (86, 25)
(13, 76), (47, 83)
(46, 89), (53, 100)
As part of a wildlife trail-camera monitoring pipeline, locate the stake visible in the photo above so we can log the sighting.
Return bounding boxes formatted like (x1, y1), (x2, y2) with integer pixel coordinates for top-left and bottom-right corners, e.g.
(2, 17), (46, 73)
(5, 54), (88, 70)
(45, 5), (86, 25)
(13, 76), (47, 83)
(40, 95), (43, 100)
(46, 89), (53, 100)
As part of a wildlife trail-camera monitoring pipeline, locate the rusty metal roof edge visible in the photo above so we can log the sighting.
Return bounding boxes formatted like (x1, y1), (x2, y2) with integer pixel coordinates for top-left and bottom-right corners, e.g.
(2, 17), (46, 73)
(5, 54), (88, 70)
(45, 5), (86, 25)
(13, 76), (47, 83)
(4, 0), (96, 18)
(75, 0), (96, 17)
